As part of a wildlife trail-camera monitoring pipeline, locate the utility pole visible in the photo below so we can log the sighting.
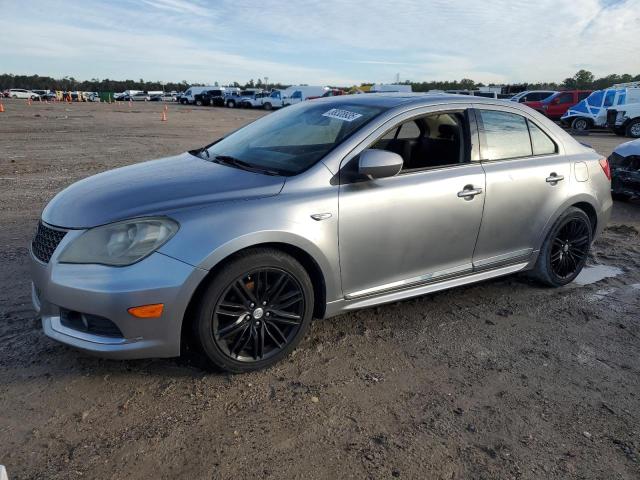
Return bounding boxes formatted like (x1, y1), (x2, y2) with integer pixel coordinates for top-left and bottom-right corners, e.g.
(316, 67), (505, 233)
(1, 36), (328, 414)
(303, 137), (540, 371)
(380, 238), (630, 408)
(265, 76), (269, 91)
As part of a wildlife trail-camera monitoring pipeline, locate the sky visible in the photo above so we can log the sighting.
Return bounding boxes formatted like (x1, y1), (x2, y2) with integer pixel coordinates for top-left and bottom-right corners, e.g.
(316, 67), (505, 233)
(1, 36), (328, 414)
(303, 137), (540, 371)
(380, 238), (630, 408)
(1, 0), (639, 86)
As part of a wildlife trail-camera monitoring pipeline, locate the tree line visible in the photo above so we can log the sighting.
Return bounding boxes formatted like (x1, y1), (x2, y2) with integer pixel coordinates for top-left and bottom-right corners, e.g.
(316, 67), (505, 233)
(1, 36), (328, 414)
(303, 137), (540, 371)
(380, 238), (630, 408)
(1, 70), (639, 93)
(402, 70), (640, 93)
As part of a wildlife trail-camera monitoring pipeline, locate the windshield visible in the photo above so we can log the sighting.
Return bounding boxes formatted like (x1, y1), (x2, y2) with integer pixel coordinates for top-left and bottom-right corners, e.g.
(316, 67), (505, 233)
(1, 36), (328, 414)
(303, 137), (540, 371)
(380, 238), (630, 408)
(586, 91), (604, 107)
(205, 101), (388, 175)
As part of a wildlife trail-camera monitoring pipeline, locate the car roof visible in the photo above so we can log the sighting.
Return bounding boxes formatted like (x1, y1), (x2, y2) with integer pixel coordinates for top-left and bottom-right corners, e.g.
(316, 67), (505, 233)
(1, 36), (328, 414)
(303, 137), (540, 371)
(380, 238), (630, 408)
(310, 92), (524, 110)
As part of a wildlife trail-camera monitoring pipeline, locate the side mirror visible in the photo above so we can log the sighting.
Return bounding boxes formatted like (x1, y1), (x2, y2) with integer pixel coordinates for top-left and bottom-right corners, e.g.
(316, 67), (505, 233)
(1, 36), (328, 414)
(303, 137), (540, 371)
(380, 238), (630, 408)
(358, 149), (403, 179)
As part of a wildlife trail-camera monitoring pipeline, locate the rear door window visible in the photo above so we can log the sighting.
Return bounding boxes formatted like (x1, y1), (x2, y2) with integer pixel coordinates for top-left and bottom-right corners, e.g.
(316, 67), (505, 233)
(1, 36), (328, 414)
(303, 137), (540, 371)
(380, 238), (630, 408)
(476, 110), (532, 160)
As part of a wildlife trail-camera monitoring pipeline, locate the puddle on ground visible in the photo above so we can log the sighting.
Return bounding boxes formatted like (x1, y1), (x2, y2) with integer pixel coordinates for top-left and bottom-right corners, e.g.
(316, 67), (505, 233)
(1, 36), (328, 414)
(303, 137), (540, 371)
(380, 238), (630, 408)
(574, 265), (623, 286)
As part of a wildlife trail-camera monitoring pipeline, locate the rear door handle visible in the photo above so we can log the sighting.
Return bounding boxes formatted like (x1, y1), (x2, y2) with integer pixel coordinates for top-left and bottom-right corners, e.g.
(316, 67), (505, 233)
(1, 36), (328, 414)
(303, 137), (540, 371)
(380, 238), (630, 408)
(457, 185), (483, 199)
(546, 173), (564, 183)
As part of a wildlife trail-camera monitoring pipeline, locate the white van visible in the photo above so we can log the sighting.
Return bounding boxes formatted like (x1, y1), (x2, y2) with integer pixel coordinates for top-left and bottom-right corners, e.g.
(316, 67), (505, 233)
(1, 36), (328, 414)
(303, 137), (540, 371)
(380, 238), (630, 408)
(261, 86), (329, 109)
(370, 84), (412, 93)
(283, 86), (329, 105)
(180, 86), (220, 105)
(561, 83), (640, 131)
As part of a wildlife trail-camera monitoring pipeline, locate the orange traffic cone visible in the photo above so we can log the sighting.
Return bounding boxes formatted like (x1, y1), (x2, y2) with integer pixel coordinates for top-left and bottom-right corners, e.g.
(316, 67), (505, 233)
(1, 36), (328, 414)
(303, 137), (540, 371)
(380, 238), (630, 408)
(129, 99), (132, 107)
(0, 102), (4, 113)
(28, 97), (32, 106)
(161, 110), (167, 122)
(163, 104), (168, 112)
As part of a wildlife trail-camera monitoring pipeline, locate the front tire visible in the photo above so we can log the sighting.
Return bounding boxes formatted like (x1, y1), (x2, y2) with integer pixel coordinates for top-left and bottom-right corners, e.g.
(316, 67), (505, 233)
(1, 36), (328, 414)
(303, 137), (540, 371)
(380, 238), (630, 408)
(227, 100), (235, 108)
(193, 248), (314, 373)
(195, 99), (203, 106)
(571, 117), (590, 131)
(263, 102), (272, 111)
(626, 119), (640, 139)
(530, 207), (592, 287)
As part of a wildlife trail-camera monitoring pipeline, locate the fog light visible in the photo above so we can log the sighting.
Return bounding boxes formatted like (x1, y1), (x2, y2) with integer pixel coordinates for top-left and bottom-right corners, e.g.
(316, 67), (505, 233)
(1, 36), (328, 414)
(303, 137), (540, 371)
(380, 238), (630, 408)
(128, 304), (164, 318)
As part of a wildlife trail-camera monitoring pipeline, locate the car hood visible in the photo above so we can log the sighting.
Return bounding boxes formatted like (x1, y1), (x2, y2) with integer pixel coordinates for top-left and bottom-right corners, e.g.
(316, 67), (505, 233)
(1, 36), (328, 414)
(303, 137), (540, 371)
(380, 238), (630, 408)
(614, 138), (640, 157)
(42, 152), (285, 229)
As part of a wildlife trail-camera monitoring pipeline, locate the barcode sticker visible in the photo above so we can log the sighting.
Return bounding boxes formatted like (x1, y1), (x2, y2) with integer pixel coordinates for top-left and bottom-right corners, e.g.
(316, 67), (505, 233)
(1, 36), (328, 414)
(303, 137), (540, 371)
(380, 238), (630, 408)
(322, 108), (363, 122)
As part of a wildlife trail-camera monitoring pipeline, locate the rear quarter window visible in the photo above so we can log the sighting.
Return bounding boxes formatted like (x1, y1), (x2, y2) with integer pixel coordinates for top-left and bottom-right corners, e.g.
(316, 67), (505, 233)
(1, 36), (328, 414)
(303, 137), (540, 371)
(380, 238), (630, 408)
(527, 120), (557, 156)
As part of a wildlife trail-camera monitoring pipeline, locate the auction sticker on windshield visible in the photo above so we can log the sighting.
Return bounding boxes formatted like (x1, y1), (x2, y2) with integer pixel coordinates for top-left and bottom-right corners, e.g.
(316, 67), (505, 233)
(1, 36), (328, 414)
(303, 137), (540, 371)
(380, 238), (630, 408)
(322, 108), (363, 122)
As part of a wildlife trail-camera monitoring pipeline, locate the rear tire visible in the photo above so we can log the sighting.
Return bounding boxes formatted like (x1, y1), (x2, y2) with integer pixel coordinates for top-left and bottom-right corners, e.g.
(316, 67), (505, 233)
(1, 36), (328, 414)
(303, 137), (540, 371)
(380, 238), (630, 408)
(193, 248), (314, 373)
(530, 207), (592, 287)
(626, 119), (640, 138)
(571, 117), (590, 131)
(195, 100), (203, 106)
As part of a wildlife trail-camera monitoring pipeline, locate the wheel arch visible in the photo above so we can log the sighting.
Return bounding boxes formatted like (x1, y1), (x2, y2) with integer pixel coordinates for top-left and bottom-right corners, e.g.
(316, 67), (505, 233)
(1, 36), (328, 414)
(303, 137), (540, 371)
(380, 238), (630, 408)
(180, 241), (330, 353)
(534, 195), (600, 253)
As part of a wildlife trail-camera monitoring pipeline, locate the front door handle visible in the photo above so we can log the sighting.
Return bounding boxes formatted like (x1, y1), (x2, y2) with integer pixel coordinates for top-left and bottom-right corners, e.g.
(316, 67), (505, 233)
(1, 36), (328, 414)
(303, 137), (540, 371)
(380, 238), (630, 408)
(546, 173), (565, 184)
(457, 185), (483, 199)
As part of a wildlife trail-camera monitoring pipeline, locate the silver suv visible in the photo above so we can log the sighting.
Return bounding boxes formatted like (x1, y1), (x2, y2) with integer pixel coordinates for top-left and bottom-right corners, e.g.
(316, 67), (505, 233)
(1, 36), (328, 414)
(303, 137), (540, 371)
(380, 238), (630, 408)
(30, 94), (612, 372)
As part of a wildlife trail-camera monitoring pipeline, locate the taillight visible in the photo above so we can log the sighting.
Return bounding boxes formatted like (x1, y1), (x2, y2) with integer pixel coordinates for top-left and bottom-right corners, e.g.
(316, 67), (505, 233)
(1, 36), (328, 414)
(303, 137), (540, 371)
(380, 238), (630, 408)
(599, 157), (611, 180)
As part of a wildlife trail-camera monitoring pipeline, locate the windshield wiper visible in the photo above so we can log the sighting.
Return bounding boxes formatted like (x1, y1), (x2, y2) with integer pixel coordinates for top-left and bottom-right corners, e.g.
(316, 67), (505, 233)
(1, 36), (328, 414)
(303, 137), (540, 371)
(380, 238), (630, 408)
(213, 155), (281, 176)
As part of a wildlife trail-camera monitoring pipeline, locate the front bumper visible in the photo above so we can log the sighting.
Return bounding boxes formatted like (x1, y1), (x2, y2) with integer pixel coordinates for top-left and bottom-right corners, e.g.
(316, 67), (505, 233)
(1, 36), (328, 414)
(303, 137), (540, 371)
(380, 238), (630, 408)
(30, 234), (207, 359)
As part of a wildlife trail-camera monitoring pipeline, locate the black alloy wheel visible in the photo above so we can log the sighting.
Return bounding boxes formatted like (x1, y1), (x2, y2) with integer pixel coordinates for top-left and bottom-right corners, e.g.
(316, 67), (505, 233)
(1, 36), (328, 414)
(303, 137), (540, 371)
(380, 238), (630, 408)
(531, 207), (592, 287)
(549, 219), (590, 279)
(213, 268), (304, 362)
(194, 248), (314, 372)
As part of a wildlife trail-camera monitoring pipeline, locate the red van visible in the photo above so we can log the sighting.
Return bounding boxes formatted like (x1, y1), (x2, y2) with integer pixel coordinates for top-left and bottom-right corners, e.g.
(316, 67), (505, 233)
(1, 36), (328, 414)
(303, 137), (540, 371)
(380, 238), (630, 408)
(541, 90), (592, 119)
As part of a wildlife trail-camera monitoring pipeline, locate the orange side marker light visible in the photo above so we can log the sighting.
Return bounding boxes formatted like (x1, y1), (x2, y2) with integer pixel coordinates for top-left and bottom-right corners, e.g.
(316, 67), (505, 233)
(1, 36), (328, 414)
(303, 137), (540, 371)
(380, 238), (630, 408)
(128, 303), (164, 318)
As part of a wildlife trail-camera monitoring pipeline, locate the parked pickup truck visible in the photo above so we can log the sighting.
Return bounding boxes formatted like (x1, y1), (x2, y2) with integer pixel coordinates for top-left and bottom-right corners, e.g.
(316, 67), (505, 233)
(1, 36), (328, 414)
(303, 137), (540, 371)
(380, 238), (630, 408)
(240, 92), (268, 108)
(261, 90), (287, 110)
(540, 90), (592, 120)
(193, 89), (226, 107)
(225, 89), (263, 108)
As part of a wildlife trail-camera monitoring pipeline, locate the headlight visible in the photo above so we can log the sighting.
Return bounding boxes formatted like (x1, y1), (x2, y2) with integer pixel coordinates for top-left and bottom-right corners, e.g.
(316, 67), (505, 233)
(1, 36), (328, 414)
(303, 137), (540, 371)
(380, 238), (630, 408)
(58, 217), (179, 266)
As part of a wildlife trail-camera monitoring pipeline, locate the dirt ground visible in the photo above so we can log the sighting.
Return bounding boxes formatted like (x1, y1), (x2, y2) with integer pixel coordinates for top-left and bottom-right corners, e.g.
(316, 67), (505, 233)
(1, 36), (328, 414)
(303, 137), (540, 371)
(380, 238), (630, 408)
(1, 99), (639, 480)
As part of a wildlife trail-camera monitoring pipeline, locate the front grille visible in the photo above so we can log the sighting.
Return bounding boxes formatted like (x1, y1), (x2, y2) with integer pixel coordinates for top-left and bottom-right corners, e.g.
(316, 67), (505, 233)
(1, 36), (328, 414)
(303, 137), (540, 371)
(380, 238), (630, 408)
(60, 309), (124, 338)
(32, 221), (67, 263)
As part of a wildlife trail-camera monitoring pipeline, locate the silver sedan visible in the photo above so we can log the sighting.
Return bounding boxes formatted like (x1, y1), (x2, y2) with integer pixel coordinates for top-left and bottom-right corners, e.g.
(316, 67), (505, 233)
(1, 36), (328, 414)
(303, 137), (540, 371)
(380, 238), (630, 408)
(30, 93), (612, 372)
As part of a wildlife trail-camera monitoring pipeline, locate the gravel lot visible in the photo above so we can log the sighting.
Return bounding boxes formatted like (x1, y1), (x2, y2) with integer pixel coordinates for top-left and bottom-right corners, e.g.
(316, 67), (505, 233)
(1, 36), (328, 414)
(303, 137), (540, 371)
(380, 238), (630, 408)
(1, 99), (639, 480)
